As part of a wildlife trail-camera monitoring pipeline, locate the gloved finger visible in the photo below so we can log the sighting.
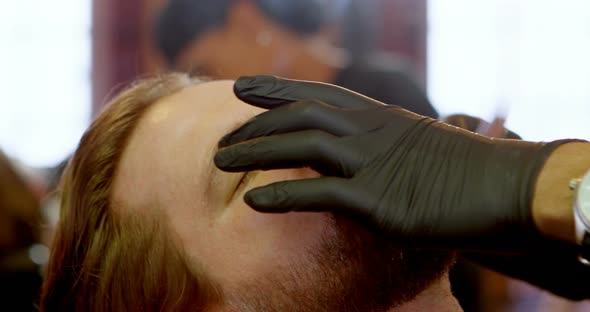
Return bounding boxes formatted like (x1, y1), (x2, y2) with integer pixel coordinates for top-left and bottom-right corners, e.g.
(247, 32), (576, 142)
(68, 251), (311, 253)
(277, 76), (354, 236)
(244, 177), (369, 218)
(218, 100), (392, 148)
(233, 75), (383, 109)
(215, 130), (361, 177)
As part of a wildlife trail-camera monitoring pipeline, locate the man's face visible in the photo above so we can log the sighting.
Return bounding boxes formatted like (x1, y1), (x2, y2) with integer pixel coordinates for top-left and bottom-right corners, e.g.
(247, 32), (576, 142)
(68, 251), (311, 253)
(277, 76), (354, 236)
(113, 81), (452, 311)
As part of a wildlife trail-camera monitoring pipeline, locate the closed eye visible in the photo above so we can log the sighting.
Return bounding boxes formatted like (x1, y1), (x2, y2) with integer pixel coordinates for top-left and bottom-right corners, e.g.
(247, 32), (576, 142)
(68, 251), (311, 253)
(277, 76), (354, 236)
(231, 171), (259, 200)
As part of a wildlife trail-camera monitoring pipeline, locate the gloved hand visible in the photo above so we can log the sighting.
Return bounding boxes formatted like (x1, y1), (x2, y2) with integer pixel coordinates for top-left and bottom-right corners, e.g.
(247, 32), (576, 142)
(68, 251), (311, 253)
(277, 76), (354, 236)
(215, 75), (575, 251)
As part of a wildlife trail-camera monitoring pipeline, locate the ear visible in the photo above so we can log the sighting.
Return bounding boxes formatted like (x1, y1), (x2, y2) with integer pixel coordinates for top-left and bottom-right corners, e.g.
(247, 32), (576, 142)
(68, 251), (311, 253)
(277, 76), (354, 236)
(225, 0), (274, 35)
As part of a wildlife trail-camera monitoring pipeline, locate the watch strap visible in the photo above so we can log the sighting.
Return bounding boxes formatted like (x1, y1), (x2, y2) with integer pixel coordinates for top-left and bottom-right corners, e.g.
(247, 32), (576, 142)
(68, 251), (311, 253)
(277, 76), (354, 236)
(574, 202), (589, 245)
(572, 170), (590, 265)
(578, 232), (590, 265)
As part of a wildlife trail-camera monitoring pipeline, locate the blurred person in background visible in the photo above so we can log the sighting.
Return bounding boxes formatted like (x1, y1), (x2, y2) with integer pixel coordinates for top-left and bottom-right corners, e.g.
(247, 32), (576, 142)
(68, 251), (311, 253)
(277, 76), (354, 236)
(154, 0), (439, 118)
(0, 150), (44, 311)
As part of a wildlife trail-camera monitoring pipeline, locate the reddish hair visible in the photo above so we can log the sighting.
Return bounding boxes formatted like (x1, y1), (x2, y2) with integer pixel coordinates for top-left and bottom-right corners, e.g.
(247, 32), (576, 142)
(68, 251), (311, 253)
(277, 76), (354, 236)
(40, 74), (221, 311)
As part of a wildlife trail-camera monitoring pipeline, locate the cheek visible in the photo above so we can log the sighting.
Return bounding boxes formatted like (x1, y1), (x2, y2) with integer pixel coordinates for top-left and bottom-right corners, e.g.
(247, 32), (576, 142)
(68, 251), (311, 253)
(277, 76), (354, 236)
(230, 168), (324, 252)
(204, 169), (330, 283)
(228, 205), (328, 261)
(233, 168), (321, 229)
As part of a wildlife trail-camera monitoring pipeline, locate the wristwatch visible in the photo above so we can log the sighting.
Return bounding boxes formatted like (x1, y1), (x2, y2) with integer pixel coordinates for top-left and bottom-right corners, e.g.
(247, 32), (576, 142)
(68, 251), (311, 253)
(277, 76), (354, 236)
(571, 169), (590, 265)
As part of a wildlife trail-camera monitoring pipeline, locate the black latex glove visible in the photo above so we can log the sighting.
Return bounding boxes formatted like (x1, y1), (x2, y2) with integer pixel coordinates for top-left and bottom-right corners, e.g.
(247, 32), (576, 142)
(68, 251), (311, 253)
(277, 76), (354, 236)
(215, 76), (575, 251)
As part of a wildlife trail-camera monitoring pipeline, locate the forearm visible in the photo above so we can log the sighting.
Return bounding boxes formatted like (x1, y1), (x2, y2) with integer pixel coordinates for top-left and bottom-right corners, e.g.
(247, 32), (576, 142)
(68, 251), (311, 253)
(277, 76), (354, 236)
(533, 142), (590, 244)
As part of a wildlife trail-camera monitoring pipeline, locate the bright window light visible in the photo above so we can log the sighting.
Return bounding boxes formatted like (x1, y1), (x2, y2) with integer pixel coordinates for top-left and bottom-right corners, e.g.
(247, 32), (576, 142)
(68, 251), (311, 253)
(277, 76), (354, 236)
(428, 0), (590, 141)
(0, 0), (92, 167)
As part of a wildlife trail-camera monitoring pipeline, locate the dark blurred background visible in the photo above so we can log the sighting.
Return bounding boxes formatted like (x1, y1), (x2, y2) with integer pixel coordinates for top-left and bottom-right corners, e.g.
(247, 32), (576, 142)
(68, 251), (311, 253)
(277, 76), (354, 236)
(1, 0), (589, 311)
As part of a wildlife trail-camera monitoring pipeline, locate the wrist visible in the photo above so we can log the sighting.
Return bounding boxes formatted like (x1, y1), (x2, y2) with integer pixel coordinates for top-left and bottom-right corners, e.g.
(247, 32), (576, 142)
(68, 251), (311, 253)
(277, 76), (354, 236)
(532, 142), (590, 244)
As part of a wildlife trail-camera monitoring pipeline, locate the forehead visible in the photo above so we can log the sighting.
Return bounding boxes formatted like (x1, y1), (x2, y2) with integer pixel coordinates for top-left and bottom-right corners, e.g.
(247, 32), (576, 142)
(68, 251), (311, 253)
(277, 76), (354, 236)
(147, 80), (257, 123)
(112, 80), (261, 211)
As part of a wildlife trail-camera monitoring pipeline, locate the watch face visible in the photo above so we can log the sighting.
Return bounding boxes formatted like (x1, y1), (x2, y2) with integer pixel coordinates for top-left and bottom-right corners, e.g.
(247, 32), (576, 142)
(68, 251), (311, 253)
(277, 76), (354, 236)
(578, 171), (590, 227)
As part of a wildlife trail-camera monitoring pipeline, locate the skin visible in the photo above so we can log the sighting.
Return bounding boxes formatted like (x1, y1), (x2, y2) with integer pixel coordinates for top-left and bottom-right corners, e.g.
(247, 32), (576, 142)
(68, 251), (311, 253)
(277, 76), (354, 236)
(111, 81), (461, 311)
(112, 81), (329, 287)
(533, 142), (590, 243)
